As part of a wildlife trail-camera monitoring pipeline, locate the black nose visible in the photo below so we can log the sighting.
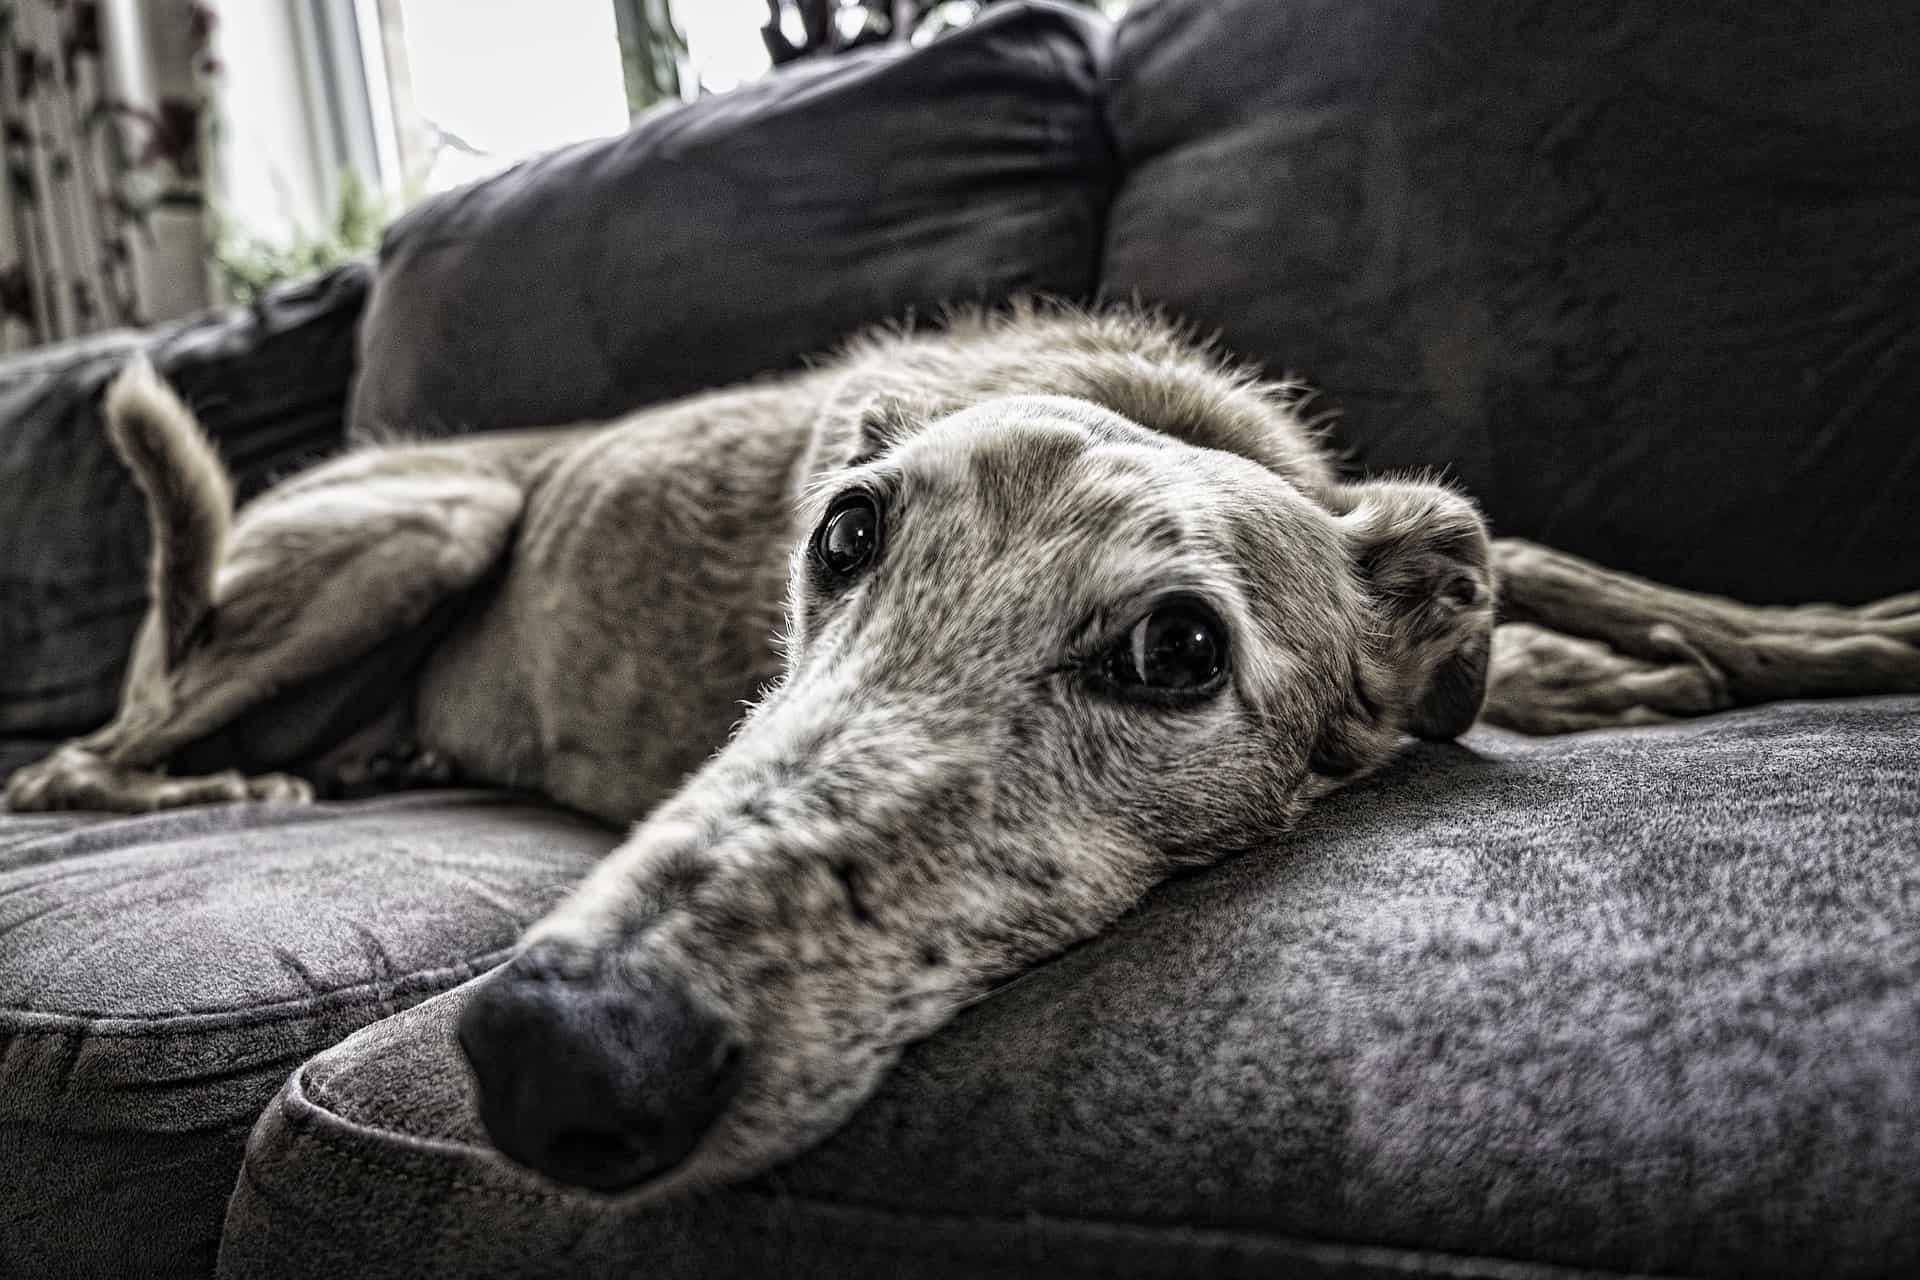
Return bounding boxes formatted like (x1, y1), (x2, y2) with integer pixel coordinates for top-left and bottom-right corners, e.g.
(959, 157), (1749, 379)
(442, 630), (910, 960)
(457, 942), (744, 1192)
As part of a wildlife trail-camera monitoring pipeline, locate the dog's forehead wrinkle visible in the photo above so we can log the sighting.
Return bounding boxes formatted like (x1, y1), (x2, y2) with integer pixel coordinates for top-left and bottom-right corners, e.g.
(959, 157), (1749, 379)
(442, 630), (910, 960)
(890, 434), (1243, 579)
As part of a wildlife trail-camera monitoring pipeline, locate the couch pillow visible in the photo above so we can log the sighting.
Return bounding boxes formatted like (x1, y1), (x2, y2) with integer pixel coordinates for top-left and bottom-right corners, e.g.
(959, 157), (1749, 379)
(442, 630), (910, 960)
(1102, 0), (1920, 605)
(349, 3), (1114, 439)
(0, 264), (369, 750)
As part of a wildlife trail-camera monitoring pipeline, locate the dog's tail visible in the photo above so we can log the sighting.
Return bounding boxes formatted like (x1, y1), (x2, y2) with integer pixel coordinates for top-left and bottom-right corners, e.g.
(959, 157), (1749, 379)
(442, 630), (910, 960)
(103, 357), (233, 667)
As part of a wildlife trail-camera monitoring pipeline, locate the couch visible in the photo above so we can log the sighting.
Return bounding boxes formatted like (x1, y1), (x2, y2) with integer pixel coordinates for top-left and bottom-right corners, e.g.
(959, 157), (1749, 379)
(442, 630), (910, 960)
(3, 1), (1916, 1275)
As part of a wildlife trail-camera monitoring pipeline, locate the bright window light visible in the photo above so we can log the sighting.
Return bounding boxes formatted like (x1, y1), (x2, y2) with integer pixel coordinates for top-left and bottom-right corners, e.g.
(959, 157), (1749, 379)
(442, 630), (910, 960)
(678, 0), (772, 96)
(391, 0), (631, 194)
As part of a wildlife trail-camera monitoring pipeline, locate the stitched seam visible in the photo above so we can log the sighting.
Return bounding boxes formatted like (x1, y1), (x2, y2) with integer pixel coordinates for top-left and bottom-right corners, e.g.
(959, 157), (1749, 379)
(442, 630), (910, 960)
(269, 1076), (1660, 1279)
(257, 1104), (1660, 1280)
(292, 1131), (552, 1204)
(0, 948), (509, 1037)
(0, 786), (520, 863)
(1040, 8), (1118, 297)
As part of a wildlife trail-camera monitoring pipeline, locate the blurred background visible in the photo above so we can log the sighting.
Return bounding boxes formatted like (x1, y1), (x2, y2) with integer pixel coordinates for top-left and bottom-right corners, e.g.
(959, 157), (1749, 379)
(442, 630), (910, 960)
(0, 0), (1128, 353)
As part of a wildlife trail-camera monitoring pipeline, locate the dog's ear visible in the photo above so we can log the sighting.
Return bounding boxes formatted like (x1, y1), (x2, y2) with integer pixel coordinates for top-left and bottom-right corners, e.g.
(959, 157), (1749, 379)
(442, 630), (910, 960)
(1335, 480), (1495, 740)
(797, 391), (924, 495)
(850, 394), (918, 466)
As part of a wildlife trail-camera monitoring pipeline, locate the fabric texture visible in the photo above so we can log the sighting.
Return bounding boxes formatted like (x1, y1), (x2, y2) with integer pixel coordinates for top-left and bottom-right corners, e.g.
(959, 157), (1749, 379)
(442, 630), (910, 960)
(1101, 0), (1920, 606)
(220, 698), (1920, 1280)
(0, 791), (617, 1278)
(0, 262), (370, 750)
(346, 2), (1114, 440)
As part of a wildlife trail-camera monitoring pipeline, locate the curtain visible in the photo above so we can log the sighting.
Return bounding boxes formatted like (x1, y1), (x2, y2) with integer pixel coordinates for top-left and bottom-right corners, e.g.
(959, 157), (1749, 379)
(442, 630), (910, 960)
(0, 0), (212, 352)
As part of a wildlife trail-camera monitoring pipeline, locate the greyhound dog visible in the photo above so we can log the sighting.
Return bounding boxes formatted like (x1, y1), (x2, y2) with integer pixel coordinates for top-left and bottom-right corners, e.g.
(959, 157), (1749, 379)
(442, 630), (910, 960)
(7, 304), (1918, 1200)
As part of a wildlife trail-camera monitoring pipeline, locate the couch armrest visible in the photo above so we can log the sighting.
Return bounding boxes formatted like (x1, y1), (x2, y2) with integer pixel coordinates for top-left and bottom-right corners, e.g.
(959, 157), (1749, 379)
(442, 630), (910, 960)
(0, 262), (371, 747)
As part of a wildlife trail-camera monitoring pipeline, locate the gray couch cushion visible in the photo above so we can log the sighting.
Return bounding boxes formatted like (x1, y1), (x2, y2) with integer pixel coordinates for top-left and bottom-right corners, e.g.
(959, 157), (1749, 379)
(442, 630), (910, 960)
(1101, 0), (1920, 606)
(347, 2), (1113, 440)
(0, 264), (370, 749)
(218, 697), (1920, 1279)
(0, 791), (615, 1278)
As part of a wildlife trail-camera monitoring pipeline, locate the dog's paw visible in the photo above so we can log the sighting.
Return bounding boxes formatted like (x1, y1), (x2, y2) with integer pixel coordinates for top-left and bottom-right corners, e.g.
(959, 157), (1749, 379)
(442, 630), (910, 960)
(4, 752), (66, 811)
(3, 749), (315, 813)
(243, 772), (315, 805)
(3, 745), (120, 812)
(319, 743), (456, 798)
(133, 769), (314, 810)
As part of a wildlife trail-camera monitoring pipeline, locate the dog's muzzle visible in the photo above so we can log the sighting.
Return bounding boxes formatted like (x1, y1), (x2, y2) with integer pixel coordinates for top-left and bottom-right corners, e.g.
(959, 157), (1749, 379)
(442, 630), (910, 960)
(457, 940), (744, 1192)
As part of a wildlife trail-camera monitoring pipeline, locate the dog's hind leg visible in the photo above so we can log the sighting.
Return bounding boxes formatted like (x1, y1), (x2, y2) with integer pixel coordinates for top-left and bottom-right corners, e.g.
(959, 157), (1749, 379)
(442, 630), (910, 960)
(1485, 538), (1920, 733)
(4, 361), (524, 812)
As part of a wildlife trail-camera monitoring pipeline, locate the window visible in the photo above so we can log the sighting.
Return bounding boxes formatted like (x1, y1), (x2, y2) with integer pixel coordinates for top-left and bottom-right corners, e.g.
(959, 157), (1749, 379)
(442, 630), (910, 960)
(207, 0), (1126, 284)
(373, 0), (632, 199)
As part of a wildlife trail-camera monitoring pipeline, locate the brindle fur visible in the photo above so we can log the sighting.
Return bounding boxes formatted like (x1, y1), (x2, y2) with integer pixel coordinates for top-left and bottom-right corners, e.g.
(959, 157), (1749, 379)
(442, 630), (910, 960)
(8, 304), (1919, 1198)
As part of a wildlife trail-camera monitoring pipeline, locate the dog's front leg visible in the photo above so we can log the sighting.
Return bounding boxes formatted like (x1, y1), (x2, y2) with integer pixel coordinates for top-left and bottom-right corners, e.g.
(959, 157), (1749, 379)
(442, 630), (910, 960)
(1485, 538), (1920, 732)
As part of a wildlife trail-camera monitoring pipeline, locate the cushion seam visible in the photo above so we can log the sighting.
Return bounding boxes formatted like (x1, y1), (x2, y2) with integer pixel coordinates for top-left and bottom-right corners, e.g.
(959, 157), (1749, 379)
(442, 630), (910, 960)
(265, 1117), (1658, 1279)
(1034, 4), (1118, 298)
(279, 1083), (555, 1203)
(0, 947), (512, 1036)
(266, 1074), (1663, 1279)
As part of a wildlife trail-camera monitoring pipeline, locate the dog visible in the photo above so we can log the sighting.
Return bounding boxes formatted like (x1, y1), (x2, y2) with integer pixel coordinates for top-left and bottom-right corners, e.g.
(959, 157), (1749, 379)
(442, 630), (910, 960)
(7, 304), (1918, 1200)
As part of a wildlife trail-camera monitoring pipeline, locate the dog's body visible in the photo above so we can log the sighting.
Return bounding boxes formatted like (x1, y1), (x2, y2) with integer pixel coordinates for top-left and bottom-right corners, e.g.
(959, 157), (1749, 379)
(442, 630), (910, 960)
(9, 305), (1918, 1199)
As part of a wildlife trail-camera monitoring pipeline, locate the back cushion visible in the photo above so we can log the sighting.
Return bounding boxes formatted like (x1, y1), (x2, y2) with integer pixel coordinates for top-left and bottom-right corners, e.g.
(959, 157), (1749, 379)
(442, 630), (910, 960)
(1103, 0), (1920, 604)
(350, 3), (1114, 437)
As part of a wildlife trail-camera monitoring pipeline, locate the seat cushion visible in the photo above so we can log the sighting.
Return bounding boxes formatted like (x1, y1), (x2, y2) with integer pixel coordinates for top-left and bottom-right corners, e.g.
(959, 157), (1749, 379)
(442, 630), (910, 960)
(348, 2), (1114, 441)
(218, 697), (1920, 1279)
(0, 791), (616, 1278)
(1101, 0), (1920, 606)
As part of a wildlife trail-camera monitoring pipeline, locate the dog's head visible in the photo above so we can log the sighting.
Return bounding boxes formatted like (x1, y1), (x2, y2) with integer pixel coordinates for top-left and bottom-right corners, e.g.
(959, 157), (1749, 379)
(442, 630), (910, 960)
(458, 394), (1491, 1197)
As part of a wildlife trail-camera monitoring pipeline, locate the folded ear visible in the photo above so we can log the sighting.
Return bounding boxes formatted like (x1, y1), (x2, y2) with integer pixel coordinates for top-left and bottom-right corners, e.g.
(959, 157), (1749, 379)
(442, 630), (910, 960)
(849, 393), (918, 465)
(795, 390), (926, 495)
(1335, 480), (1495, 740)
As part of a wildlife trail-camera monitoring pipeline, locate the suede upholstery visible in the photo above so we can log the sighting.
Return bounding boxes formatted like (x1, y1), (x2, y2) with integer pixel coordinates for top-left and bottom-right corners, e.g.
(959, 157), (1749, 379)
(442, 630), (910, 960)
(1, 0), (1917, 1275)
(218, 701), (1920, 1279)
(1102, 0), (1920, 605)
(0, 794), (614, 1277)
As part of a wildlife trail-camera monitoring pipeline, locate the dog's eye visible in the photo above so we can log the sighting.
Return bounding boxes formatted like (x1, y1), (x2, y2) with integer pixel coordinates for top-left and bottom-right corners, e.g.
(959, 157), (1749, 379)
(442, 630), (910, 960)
(813, 493), (882, 579)
(1102, 601), (1228, 697)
